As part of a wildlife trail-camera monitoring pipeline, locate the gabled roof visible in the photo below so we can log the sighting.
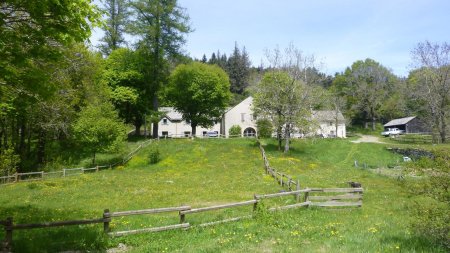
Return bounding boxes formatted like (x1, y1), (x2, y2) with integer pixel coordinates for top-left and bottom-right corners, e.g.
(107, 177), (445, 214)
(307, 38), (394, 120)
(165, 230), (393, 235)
(312, 110), (345, 122)
(160, 107), (183, 121)
(384, 116), (416, 127)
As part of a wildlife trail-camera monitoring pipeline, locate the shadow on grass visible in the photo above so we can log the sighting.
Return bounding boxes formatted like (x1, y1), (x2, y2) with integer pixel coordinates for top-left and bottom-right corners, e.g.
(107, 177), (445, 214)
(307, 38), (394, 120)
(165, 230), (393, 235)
(0, 205), (108, 253)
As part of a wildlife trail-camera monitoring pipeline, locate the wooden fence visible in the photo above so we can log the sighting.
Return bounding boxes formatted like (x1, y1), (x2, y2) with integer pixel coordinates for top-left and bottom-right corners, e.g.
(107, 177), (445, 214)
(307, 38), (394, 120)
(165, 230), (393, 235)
(0, 140), (152, 186)
(0, 186), (363, 251)
(258, 141), (300, 191)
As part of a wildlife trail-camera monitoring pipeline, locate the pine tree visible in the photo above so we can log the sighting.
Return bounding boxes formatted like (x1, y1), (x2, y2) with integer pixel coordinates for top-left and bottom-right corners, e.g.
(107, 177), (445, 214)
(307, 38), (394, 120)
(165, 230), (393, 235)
(99, 0), (129, 56)
(227, 42), (251, 94)
(129, 0), (191, 138)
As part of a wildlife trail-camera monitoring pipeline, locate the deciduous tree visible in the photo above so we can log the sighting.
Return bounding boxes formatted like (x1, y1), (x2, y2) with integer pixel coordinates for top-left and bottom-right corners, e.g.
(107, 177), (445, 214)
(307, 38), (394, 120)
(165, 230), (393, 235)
(409, 41), (450, 143)
(166, 62), (231, 136)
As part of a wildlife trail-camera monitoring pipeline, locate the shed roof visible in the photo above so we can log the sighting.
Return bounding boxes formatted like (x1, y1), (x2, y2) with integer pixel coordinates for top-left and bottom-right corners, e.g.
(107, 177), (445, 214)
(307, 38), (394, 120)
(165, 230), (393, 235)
(384, 116), (416, 127)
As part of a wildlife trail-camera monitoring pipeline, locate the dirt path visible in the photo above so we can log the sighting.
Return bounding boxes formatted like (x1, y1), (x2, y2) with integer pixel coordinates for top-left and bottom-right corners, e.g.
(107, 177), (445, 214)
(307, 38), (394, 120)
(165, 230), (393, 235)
(351, 135), (386, 144)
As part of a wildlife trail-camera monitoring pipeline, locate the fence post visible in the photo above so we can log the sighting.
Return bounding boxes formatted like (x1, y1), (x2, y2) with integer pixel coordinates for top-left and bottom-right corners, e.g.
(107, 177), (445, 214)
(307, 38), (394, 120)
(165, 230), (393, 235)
(253, 194), (258, 212)
(41, 171), (44, 179)
(14, 173), (18, 183)
(63, 169), (66, 177)
(180, 212), (186, 224)
(4, 217), (13, 252)
(103, 209), (111, 233)
(304, 190), (310, 205)
(96, 166), (99, 173)
(296, 180), (300, 202)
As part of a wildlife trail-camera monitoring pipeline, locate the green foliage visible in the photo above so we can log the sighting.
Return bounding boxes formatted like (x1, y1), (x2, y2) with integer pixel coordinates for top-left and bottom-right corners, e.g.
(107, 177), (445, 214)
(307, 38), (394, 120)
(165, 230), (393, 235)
(227, 42), (251, 94)
(73, 102), (127, 165)
(101, 48), (147, 132)
(0, 147), (19, 176)
(99, 0), (130, 55)
(167, 62), (231, 135)
(229, 125), (242, 137)
(406, 150), (450, 248)
(256, 119), (273, 138)
(148, 148), (161, 164)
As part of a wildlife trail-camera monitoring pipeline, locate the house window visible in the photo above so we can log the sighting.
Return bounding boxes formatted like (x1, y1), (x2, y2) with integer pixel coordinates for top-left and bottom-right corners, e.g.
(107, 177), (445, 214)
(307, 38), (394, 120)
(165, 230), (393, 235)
(184, 131), (191, 137)
(252, 114), (257, 121)
(329, 122), (333, 126)
(162, 118), (168, 125)
(185, 119), (191, 125)
(241, 113), (245, 122)
(162, 131), (169, 136)
(202, 131), (207, 136)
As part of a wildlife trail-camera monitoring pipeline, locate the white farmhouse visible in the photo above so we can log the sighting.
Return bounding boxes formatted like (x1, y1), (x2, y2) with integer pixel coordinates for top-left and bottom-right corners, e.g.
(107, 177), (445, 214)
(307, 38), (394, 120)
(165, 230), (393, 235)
(157, 96), (346, 138)
(158, 107), (220, 138)
(221, 96), (257, 137)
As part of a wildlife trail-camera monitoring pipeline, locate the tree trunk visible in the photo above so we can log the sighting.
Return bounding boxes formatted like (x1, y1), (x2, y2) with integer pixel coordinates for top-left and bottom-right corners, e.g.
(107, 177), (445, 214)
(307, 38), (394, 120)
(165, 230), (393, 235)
(439, 111), (446, 143)
(284, 124), (290, 153)
(37, 130), (46, 165)
(191, 122), (197, 137)
(277, 126), (282, 151)
(152, 96), (159, 138)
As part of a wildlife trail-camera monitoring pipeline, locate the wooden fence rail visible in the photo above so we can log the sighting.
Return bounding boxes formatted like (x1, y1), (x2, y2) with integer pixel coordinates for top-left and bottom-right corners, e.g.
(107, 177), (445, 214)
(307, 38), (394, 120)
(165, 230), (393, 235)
(1, 186), (363, 251)
(0, 140), (152, 186)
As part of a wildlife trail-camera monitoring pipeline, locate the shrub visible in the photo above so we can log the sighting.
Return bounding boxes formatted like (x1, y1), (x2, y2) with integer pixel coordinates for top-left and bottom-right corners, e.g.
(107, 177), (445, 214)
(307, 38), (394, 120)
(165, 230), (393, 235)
(148, 148), (161, 164)
(229, 125), (242, 137)
(256, 119), (273, 138)
(407, 150), (450, 249)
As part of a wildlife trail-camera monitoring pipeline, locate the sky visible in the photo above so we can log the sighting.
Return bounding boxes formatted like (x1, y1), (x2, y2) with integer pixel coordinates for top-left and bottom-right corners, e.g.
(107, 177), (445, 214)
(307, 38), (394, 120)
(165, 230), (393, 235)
(91, 0), (450, 77)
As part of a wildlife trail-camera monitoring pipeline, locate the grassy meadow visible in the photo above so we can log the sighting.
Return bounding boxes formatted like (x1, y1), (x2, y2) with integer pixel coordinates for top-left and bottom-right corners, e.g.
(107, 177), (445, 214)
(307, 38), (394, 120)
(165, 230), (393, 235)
(0, 137), (447, 252)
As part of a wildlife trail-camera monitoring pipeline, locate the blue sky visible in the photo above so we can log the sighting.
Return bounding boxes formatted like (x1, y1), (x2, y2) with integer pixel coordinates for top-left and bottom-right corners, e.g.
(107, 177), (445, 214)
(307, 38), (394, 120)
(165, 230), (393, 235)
(91, 0), (450, 77)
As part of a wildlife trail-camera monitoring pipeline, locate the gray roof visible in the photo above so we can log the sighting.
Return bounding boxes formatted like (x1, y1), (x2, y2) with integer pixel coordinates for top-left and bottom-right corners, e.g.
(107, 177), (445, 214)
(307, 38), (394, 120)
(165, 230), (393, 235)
(312, 110), (345, 122)
(160, 107), (183, 121)
(384, 116), (416, 127)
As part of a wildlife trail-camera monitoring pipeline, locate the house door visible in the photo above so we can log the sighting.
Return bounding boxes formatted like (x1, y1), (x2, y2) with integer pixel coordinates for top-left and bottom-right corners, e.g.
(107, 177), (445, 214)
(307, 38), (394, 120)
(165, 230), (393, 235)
(243, 127), (256, 137)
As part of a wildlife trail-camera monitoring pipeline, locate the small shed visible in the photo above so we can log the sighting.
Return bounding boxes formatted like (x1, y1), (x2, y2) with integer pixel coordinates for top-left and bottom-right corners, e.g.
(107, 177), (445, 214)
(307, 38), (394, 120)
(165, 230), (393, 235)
(383, 116), (428, 133)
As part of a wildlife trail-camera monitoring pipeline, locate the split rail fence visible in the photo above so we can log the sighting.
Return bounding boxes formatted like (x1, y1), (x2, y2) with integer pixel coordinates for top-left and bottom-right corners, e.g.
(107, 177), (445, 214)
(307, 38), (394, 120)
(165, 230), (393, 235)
(0, 140), (152, 186)
(1, 186), (363, 251)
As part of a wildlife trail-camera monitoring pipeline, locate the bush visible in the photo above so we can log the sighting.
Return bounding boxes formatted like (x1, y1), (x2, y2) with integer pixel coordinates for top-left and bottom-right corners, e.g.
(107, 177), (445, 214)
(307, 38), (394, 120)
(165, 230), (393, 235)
(407, 150), (450, 249)
(148, 148), (161, 164)
(256, 119), (273, 138)
(229, 125), (242, 137)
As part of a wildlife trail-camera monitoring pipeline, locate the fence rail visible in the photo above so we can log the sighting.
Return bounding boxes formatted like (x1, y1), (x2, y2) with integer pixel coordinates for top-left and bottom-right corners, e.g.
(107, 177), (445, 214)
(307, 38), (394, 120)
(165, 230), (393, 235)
(1, 186), (363, 251)
(0, 140), (152, 186)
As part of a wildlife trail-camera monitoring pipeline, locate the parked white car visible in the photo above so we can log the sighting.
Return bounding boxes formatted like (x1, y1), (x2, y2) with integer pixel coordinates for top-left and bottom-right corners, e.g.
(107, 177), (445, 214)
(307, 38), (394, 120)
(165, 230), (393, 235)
(381, 128), (405, 137)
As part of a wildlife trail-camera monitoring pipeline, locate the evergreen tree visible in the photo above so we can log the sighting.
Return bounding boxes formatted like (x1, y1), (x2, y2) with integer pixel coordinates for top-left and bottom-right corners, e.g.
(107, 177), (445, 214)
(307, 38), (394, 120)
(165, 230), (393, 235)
(128, 0), (191, 138)
(99, 0), (129, 56)
(227, 42), (251, 94)
(201, 54), (207, 63)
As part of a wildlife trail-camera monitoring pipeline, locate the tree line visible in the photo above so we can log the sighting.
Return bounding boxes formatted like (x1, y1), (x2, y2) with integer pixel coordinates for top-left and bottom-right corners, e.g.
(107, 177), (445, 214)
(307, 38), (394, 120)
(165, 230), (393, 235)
(1, 0), (449, 175)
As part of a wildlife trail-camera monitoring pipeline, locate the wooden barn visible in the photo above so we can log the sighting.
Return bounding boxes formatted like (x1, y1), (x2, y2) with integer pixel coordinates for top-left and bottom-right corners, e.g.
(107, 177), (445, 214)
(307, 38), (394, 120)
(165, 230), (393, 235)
(383, 116), (429, 133)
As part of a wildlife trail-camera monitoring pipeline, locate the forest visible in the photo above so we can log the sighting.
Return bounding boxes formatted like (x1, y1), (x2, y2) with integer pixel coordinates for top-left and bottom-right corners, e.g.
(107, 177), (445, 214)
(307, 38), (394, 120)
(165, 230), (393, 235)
(1, 0), (449, 174)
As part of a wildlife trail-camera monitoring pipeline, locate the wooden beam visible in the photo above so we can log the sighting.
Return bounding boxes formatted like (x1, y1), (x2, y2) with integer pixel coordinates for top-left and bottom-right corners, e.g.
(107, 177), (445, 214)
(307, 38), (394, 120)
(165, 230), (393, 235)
(255, 189), (311, 199)
(180, 200), (257, 215)
(310, 201), (363, 207)
(109, 223), (190, 237)
(112, 206), (191, 217)
(268, 201), (311, 211)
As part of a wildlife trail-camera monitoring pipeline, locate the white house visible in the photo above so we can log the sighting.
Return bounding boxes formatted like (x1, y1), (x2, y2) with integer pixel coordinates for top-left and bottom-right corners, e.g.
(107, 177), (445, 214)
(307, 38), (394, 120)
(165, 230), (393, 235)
(157, 96), (346, 138)
(221, 96), (257, 137)
(158, 107), (220, 138)
(311, 111), (346, 138)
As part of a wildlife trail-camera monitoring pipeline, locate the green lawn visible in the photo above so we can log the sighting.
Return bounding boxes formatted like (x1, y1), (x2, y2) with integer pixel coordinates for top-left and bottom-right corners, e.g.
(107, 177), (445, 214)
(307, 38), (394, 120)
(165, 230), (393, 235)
(0, 138), (446, 252)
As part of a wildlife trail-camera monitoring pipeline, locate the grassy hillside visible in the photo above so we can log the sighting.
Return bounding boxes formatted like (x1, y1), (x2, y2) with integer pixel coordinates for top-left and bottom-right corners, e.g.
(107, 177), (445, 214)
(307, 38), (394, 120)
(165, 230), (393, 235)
(0, 138), (446, 252)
